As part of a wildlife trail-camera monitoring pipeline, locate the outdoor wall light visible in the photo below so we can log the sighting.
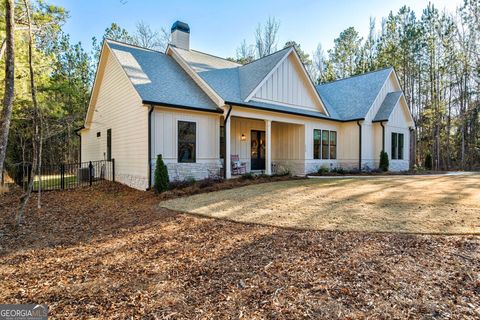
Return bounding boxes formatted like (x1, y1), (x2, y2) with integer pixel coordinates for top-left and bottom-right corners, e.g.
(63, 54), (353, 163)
(241, 133), (246, 141)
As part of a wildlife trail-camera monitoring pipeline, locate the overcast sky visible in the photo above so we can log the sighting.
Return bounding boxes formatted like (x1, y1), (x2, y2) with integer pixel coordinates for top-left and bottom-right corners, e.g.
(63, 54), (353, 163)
(51, 0), (464, 58)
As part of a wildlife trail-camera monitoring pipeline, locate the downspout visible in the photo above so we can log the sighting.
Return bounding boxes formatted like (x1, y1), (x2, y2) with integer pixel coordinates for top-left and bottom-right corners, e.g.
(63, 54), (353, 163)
(147, 105), (154, 190)
(74, 126), (84, 163)
(357, 120), (362, 172)
(380, 122), (385, 152)
(409, 126), (415, 169)
(223, 105), (233, 179)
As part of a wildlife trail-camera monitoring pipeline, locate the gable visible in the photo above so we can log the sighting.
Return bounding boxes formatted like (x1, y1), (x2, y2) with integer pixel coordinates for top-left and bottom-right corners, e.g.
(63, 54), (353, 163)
(84, 43), (142, 128)
(389, 95), (415, 127)
(250, 51), (327, 114)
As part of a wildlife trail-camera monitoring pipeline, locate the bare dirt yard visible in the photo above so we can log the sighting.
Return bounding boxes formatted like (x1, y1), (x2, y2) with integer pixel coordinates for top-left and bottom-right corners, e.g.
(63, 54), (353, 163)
(161, 174), (480, 234)
(0, 179), (479, 319)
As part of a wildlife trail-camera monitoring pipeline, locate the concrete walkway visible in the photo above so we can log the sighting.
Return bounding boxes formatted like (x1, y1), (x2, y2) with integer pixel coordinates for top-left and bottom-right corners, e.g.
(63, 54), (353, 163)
(307, 171), (477, 179)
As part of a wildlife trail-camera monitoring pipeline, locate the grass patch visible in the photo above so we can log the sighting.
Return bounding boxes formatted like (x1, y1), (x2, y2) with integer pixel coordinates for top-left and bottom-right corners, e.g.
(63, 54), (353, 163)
(33, 175), (77, 191)
(161, 174), (480, 234)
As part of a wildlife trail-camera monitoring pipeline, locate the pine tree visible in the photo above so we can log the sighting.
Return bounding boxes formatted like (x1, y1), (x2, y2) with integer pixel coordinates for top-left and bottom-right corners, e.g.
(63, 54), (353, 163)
(379, 151), (389, 172)
(154, 154), (169, 193)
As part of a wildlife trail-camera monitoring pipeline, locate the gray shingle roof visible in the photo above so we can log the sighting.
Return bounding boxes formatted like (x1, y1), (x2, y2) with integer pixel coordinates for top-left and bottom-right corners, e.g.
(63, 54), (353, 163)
(316, 67), (393, 121)
(106, 40), (399, 122)
(106, 40), (220, 112)
(174, 47), (242, 101)
(373, 91), (403, 122)
(174, 46), (292, 103)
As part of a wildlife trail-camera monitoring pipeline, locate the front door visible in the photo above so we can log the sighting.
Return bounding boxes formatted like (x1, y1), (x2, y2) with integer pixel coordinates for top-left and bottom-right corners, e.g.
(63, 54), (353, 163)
(250, 130), (265, 170)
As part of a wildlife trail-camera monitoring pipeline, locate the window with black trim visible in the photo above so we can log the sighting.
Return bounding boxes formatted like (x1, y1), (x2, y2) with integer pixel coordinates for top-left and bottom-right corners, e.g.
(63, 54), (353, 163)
(313, 129), (337, 160)
(329, 131), (337, 159)
(178, 121), (196, 163)
(391, 132), (404, 160)
(321, 130), (329, 159)
(398, 133), (404, 160)
(313, 129), (321, 159)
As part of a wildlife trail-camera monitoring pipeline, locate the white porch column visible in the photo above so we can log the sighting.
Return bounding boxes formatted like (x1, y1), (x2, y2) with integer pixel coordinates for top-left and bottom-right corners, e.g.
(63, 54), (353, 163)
(265, 119), (272, 175)
(225, 116), (231, 179)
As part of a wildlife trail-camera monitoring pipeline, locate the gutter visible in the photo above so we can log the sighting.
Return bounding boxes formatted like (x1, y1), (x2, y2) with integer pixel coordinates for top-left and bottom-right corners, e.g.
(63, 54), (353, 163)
(223, 105), (233, 179)
(225, 100), (364, 123)
(147, 105), (154, 190)
(143, 100), (223, 114)
(357, 120), (362, 172)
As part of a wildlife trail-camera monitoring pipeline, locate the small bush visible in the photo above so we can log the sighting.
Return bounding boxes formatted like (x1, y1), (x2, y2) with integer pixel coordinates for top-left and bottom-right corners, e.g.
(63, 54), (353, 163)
(274, 166), (291, 177)
(424, 152), (433, 170)
(186, 176), (196, 185)
(198, 177), (223, 189)
(331, 167), (346, 175)
(154, 154), (169, 193)
(379, 150), (389, 172)
(241, 172), (255, 180)
(347, 168), (360, 174)
(317, 165), (329, 175)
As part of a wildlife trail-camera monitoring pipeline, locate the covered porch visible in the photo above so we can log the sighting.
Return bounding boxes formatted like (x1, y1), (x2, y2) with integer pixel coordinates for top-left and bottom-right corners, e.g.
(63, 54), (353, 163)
(221, 111), (305, 178)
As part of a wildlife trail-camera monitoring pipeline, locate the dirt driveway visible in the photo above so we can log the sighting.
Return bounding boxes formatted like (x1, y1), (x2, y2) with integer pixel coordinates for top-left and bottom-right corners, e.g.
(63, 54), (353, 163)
(161, 174), (480, 234)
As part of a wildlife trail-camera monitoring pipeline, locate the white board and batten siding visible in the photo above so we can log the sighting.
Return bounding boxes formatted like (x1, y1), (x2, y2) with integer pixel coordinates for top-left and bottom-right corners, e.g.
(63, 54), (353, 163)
(150, 107), (222, 182)
(385, 99), (411, 171)
(361, 71), (407, 170)
(252, 55), (324, 112)
(81, 48), (149, 190)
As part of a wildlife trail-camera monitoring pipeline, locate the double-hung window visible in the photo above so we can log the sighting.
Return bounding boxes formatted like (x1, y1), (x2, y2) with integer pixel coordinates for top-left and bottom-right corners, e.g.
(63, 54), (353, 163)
(313, 129), (337, 160)
(178, 121), (196, 163)
(391, 132), (404, 160)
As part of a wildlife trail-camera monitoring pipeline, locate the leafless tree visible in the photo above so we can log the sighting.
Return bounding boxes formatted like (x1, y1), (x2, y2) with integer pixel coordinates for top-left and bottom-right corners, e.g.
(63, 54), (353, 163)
(235, 39), (255, 64)
(255, 17), (280, 58)
(0, 0), (15, 185)
(134, 20), (170, 51)
(312, 44), (327, 84)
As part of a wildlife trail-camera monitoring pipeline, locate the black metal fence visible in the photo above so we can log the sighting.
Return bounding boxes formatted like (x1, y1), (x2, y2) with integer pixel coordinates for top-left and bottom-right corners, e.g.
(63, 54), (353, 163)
(5, 159), (115, 192)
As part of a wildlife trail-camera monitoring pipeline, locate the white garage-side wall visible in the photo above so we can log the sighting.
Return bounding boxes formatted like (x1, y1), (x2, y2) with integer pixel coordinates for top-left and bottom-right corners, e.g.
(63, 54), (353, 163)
(385, 100), (411, 171)
(81, 47), (149, 190)
(151, 106), (222, 182)
(361, 71), (403, 170)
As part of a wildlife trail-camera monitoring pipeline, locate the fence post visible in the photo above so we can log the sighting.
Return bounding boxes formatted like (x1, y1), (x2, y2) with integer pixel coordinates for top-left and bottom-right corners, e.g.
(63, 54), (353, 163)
(60, 164), (65, 190)
(89, 161), (93, 186)
(112, 158), (115, 182)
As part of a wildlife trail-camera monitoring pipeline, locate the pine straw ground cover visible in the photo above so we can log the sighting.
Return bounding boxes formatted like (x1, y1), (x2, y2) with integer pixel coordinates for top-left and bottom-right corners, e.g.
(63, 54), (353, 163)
(0, 183), (479, 319)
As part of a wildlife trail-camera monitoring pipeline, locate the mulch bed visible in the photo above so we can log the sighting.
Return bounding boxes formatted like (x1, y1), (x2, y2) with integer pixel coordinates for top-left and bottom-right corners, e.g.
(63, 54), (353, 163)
(1, 183), (479, 319)
(157, 174), (301, 200)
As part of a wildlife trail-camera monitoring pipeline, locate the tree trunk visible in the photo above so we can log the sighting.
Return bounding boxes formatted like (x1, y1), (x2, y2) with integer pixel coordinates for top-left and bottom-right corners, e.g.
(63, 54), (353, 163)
(0, 0), (15, 186)
(17, 0), (42, 224)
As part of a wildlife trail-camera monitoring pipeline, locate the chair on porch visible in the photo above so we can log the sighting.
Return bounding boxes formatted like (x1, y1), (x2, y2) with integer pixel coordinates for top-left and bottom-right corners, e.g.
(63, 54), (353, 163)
(231, 155), (247, 175)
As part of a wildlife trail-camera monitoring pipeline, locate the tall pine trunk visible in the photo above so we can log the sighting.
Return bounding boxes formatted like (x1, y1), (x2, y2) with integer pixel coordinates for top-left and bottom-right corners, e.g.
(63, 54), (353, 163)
(17, 0), (42, 225)
(0, 0), (15, 185)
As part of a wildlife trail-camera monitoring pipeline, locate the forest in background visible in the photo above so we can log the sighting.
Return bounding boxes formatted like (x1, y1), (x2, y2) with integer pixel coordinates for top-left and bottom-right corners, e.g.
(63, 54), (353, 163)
(0, 0), (479, 177)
